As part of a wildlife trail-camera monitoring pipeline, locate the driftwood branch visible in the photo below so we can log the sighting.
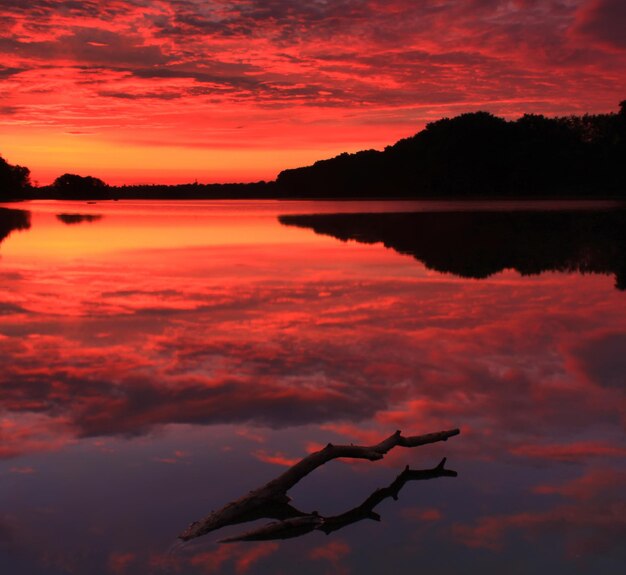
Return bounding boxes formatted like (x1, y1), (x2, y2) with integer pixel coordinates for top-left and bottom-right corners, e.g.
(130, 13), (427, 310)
(178, 429), (459, 542)
(219, 457), (457, 542)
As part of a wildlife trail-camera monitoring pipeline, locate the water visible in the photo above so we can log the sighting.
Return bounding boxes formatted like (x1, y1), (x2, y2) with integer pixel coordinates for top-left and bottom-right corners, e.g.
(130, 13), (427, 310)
(1, 200), (624, 574)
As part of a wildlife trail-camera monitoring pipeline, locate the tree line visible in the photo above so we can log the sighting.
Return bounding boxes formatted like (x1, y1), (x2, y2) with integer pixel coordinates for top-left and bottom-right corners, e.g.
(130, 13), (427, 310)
(2, 101), (625, 201)
(276, 100), (626, 198)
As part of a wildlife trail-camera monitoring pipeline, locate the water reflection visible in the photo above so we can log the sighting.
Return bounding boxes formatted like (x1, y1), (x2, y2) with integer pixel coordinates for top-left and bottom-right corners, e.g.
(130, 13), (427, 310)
(0, 207), (30, 247)
(0, 201), (624, 574)
(56, 213), (103, 225)
(279, 209), (626, 290)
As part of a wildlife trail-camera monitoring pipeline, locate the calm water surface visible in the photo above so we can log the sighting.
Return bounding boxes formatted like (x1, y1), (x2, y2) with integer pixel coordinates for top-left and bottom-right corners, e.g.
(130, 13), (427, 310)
(1, 200), (625, 574)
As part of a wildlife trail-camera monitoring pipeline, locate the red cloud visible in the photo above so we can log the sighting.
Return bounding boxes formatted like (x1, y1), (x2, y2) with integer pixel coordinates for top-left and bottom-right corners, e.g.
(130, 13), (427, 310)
(108, 551), (136, 575)
(402, 507), (443, 522)
(253, 449), (301, 467)
(511, 442), (626, 462)
(1, 0), (624, 183)
(572, 0), (626, 49)
(234, 542), (279, 575)
(309, 539), (351, 574)
(532, 468), (626, 501)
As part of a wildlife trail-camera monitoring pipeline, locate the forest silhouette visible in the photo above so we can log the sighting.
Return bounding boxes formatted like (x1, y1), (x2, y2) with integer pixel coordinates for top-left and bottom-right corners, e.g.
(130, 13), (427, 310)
(276, 102), (626, 198)
(279, 208), (626, 290)
(1, 102), (625, 200)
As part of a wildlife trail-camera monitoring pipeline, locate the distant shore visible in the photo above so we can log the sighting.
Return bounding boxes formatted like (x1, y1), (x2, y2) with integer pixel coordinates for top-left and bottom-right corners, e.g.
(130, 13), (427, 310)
(4, 191), (626, 203)
(3, 102), (625, 202)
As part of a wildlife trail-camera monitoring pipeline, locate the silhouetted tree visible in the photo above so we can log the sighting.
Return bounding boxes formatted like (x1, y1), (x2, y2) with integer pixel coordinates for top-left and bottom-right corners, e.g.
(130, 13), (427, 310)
(0, 155), (31, 201)
(276, 101), (626, 198)
(109, 180), (278, 200)
(51, 173), (110, 200)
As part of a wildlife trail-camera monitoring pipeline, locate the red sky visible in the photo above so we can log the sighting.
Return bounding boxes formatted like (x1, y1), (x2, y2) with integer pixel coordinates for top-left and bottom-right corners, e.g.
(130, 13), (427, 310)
(1, 0), (625, 185)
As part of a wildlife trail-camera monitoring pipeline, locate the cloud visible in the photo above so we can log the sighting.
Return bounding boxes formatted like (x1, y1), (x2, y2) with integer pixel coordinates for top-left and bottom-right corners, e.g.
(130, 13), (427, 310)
(570, 331), (626, 390)
(510, 441), (626, 462)
(402, 507), (443, 522)
(0, 65), (25, 79)
(0, 302), (28, 315)
(453, 469), (626, 556)
(252, 449), (301, 467)
(309, 540), (351, 565)
(1, 0), (624, 184)
(0, 231), (625, 469)
(235, 543), (279, 574)
(572, 0), (626, 49)
(8, 466), (36, 474)
(532, 468), (626, 500)
(187, 542), (279, 575)
(0, 27), (167, 68)
(107, 552), (136, 575)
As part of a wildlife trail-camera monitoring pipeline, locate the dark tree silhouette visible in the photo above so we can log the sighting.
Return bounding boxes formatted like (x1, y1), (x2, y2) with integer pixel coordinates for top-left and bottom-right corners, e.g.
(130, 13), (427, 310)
(51, 173), (110, 200)
(276, 101), (626, 198)
(109, 180), (277, 200)
(5, 101), (626, 201)
(0, 155), (31, 201)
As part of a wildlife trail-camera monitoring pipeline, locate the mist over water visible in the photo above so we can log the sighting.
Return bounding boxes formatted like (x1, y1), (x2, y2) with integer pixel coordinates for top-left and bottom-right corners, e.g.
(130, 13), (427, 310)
(0, 200), (624, 574)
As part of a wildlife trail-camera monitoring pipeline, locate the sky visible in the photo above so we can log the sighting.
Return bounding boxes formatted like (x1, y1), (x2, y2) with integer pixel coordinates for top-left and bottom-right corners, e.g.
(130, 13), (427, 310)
(1, 0), (625, 185)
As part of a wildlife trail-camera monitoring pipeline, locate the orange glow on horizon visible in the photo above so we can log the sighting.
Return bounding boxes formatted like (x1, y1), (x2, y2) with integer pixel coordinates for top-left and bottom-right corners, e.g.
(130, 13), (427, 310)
(1, 1), (624, 185)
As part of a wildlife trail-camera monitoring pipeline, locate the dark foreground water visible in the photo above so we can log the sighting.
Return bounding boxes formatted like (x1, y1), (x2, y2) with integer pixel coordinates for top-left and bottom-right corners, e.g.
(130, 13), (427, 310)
(1, 200), (625, 574)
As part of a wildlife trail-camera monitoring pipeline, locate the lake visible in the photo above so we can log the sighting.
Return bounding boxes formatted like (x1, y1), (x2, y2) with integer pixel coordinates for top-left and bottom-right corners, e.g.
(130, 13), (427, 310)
(1, 200), (625, 574)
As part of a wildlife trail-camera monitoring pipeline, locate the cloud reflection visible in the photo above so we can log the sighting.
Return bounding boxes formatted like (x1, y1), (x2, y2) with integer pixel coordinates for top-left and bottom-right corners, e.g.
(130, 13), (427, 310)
(0, 224), (624, 463)
(453, 469), (626, 556)
(1, 202), (625, 573)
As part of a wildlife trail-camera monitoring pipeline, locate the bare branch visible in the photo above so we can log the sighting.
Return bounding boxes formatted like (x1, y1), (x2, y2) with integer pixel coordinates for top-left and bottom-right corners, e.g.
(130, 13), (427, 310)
(220, 458), (457, 542)
(178, 428), (459, 542)
(219, 515), (324, 542)
(319, 457), (456, 535)
(266, 428), (460, 493)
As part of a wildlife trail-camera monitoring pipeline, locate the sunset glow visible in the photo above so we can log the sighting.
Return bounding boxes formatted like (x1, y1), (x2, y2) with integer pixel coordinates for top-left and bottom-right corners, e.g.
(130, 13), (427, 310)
(1, 201), (625, 573)
(1, 0), (625, 184)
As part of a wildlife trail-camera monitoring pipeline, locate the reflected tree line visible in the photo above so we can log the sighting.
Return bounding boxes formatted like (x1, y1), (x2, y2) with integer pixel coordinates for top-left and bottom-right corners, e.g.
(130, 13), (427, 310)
(279, 209), (626, 290)
(2, 206), (625, 291)
(56, 213), (103, 225)
(0, 207), (30, 245)
(1, 102), (625, 200)
(0, 207), (102, 250)
(2, 204), (625, 290)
